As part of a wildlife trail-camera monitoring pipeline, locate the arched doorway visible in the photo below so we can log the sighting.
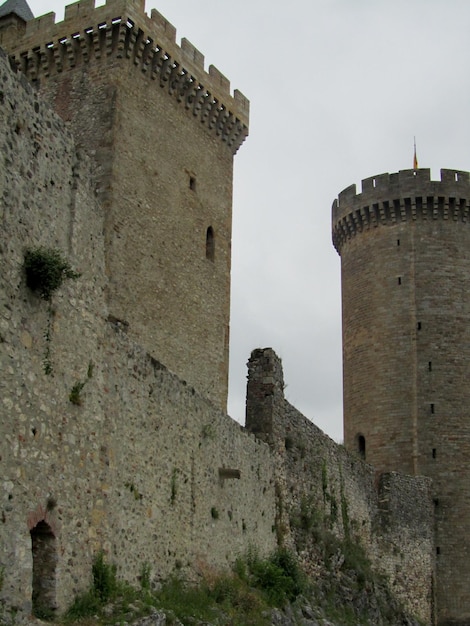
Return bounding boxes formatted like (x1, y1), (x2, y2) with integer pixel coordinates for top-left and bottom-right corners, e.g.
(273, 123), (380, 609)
(30, 520), (57, 618)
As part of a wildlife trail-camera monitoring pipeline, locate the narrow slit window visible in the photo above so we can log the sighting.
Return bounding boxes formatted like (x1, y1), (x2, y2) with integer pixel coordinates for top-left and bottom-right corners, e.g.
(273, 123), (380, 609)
(432, 448), (437, 459)
(429, 361), (432, 371)
(357, 434), (366, 460)
(189, 176), (196, 191)
(397, 239), (400, 246)
(417, 322), (422, 331)
(205, 226), (215, 261)
(431, 403), (435, 414)
(398, 277), (402, 285)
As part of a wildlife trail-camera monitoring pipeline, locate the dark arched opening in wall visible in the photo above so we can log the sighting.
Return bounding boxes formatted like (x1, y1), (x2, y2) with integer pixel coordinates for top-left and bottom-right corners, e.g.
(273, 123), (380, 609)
(206, 226), (215, 261)
(357, 434), (366, 460)
(30, 521), (57, 618)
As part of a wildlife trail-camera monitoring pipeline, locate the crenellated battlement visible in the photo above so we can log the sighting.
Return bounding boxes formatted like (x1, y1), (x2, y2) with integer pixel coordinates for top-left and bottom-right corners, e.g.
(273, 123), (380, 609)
(332, 168), (470, 253)
(4, 0), (249, 153)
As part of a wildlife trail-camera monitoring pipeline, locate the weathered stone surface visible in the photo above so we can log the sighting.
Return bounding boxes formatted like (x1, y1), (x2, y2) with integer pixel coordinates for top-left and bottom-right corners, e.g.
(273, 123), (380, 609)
(246, 348), (434, 625)
(2, 0), (249, 412)
(0, 2), (434, 625)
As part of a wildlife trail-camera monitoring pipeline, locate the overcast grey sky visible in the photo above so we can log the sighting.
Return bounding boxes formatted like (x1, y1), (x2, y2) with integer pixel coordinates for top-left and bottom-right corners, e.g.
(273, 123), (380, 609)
(24, 0), (470, 441)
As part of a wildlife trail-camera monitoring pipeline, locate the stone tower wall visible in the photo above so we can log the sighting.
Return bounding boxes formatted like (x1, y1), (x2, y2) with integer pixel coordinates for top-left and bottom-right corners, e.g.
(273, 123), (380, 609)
(3, 0), (250, 410)
(0, 46), (109, 612)
(0, 12), (435, 625)
(333, 168), (470, 625)
(246, 349), (434, 625)
(0, 49), (275, 616)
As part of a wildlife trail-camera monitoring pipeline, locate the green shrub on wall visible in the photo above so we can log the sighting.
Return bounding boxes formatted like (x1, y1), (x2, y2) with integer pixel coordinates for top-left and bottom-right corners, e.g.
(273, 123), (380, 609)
(24, 247), (80, 375)
(24, 247), (79, 301)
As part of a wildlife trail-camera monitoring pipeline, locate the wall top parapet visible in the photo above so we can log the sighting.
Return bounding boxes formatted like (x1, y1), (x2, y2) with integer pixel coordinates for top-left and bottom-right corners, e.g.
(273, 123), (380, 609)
(331, 168), (470, 253)
(6, 0), (249, 127)
(332, 168), (470, 223)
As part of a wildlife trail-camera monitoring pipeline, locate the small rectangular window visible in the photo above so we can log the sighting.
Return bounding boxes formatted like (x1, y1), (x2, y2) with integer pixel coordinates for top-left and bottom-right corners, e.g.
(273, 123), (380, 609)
(417, 322), (422, 330)
(398, 277), (402, 285)
(432, 448), (437, 458)
(428, 361), (432, 371)
(397, 239), (400, 246)
(436, 546), (441, 555)
(189, 176), (196, 191)
(431, 403), (435, 414)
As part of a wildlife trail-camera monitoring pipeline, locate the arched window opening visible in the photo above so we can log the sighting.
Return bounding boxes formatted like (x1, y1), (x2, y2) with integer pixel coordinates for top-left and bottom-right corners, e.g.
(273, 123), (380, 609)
(357, 434), (366, 460)
(30, 521), (57, 618)
(206, 226), (215, 261)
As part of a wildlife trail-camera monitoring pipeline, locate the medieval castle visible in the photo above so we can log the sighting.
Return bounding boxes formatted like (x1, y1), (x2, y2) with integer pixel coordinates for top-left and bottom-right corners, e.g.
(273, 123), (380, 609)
(0, 0), (468, 624)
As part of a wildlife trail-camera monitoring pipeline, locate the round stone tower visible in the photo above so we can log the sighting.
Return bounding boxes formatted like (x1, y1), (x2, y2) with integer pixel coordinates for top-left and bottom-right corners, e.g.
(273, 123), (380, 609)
(332, 167), (470, 626)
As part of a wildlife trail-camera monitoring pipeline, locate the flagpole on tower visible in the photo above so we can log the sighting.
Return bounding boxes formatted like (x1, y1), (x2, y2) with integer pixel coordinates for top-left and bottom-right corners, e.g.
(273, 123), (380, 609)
(413, 137), (418, 170)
